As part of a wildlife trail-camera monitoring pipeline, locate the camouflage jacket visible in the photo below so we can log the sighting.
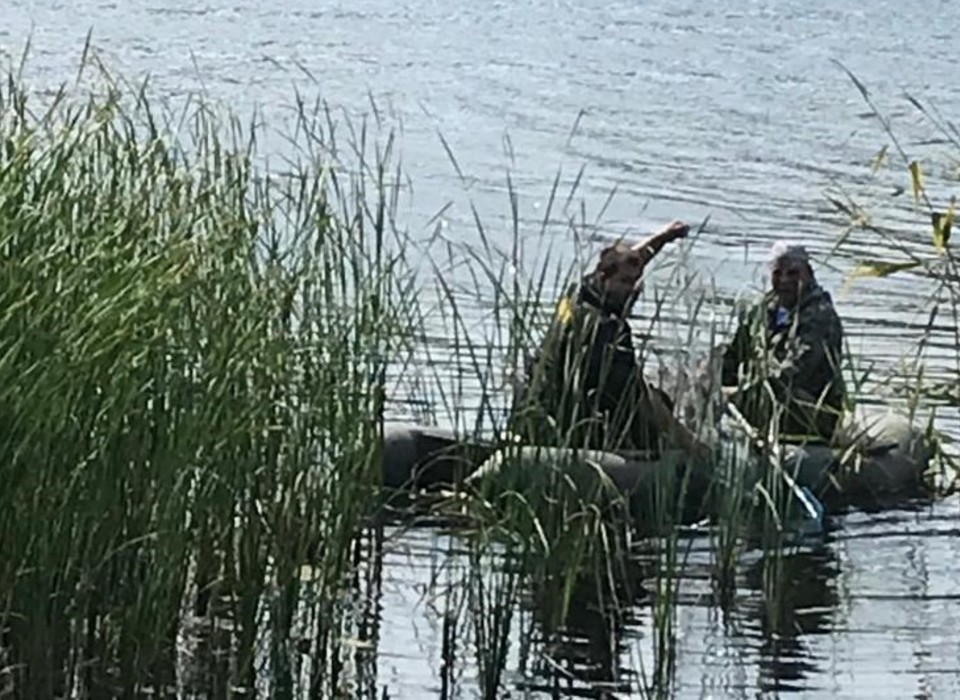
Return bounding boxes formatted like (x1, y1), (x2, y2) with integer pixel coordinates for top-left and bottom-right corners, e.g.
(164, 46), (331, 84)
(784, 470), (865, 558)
(511, 275), (660, 452)
(721, 283), (846, 441)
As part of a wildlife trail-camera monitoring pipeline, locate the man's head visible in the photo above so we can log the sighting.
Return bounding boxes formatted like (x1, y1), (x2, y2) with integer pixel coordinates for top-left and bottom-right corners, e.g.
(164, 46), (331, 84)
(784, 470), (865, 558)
(768, 241), (814, 308)
(593, 242), (649, 313)
(592, 220), (690, 314)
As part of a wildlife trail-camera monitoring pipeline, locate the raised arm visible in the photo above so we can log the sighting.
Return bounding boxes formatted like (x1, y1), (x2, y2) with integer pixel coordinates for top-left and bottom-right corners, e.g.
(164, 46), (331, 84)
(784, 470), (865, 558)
(631, 220), (690, 264)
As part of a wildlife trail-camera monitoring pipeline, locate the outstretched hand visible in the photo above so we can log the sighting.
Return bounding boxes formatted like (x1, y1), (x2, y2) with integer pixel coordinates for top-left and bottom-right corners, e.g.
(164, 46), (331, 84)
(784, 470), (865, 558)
(631, 219), (691, 259)
(658, 219), (690, 242)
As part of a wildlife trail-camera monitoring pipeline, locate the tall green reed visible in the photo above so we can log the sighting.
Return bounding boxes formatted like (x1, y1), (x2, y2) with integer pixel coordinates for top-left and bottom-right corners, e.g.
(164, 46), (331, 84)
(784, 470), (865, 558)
(0, 56), (412, 696)
(827, 66), (959, 486)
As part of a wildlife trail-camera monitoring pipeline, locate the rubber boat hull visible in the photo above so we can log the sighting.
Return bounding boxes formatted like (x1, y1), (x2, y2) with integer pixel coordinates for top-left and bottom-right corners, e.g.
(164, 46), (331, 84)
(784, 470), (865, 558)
(380, 407), (933, 514)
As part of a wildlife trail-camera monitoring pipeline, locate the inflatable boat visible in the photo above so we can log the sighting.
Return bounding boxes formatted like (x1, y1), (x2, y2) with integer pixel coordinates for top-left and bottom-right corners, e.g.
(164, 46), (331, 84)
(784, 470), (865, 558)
(380, 405), (933, 524)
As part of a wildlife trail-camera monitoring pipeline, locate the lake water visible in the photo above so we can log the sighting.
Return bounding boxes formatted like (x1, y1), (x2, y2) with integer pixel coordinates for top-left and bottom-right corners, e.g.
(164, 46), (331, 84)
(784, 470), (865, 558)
(5, 1), (960, 697)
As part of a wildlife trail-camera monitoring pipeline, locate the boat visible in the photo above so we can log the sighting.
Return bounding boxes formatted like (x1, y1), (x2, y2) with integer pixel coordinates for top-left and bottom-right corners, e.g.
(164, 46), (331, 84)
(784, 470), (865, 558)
(380, 405), (934, 525)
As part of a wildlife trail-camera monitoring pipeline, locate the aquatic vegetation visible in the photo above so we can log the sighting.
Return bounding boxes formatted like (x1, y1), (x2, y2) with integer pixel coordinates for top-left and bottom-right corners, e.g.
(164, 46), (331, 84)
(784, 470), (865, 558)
(827, 66), (960, 491)
(0, 48), (955, 698)
(0, 56), (416, 696)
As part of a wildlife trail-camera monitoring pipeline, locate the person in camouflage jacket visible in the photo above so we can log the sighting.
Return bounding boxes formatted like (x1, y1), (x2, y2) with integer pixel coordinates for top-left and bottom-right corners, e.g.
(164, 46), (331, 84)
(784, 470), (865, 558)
(721, 242), (846, 443)
(511, 220), (708, 460)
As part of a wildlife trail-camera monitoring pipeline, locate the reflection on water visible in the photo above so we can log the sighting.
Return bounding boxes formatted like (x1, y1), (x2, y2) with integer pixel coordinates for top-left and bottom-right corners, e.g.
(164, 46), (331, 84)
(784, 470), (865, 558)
(523, 557), (649, 698)
(339, 498), (960, 699)
(743, 544), (839, 694)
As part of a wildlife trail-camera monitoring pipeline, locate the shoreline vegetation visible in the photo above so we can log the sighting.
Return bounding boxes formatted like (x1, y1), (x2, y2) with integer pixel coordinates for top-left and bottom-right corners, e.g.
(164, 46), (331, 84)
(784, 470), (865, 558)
(0, 53), (957, 697)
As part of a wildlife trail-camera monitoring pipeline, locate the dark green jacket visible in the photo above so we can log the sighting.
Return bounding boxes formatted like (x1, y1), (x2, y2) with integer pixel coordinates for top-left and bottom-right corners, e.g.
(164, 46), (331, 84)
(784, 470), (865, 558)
(511, 275), (661, 452)
(721, 283), (846, 442)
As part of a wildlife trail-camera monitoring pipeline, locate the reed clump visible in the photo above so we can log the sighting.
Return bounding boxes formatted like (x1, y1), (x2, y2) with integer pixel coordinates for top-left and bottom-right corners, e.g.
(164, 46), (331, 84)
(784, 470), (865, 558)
(827, 67), (960, 488)
(0, 61), (412, 696)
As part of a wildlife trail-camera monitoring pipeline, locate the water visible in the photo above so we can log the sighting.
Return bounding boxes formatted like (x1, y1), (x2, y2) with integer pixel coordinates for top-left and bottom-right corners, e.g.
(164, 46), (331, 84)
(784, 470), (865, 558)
(6, 1), (960, 697)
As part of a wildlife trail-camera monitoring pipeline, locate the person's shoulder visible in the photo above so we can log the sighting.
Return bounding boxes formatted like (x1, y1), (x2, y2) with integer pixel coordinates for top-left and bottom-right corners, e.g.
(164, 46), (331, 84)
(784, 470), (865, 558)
(800, 286), (844, 334)
(548, 280), (585, 326)
(807, 287), (841, 318)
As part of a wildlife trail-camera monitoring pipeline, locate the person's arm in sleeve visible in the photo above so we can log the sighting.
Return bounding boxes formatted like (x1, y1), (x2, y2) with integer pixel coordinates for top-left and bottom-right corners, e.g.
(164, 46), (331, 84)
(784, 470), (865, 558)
(721, 306), (755, 387)
(773, 301), (843, 403)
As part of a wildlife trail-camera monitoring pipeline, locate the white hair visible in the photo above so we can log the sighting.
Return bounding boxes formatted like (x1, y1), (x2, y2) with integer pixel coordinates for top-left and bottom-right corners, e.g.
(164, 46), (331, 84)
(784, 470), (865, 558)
(767, 241), (811, 269)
